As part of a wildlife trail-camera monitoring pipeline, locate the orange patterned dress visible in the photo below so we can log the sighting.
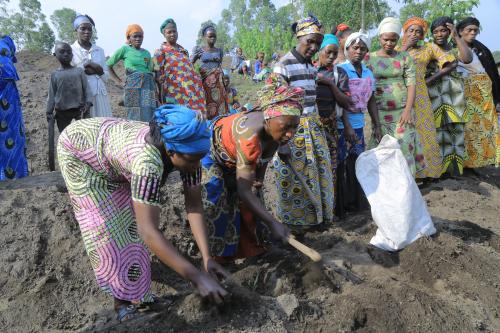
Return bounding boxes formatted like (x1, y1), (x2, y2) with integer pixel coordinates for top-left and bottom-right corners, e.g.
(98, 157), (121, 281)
(407, 43), (455, 178)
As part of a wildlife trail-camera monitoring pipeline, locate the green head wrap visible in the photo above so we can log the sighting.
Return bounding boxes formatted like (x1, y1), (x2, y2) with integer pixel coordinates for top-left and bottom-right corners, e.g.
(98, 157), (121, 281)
(160, 18), (176, 34)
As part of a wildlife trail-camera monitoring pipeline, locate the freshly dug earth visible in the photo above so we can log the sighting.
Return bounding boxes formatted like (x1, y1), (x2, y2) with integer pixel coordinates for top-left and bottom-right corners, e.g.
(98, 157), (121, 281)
(0, 52), (499, 332)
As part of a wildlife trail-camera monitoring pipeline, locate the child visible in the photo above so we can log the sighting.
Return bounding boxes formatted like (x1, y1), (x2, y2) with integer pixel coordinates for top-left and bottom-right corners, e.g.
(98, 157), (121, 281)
(46, 42), (92, 132)
(222, 70), (240, 113)
(337, 32), (381, 216)
(107, 24), (156, 122)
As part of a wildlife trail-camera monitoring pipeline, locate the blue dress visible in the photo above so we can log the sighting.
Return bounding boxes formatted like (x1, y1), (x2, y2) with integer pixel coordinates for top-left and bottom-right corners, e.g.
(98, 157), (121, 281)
(0, 36), (28, 180)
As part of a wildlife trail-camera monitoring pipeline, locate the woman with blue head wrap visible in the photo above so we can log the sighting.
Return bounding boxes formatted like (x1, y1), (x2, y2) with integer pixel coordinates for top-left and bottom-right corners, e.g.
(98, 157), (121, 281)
(57, 105), (228, 322)
(316, 33), (351, 216)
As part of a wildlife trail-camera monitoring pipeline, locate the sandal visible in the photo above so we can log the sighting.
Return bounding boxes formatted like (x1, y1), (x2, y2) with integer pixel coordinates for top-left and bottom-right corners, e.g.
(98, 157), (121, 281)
(116, 304), (140, 322)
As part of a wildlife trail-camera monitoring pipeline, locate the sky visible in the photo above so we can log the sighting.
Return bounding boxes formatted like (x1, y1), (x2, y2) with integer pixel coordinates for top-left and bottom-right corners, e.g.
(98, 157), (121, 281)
(5, 0), (500, 55)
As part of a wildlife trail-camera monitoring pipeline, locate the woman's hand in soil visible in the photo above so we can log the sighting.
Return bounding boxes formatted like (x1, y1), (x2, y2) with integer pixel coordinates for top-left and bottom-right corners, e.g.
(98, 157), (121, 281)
(193, 272), (228, 304)
(204, 258), (230, 282)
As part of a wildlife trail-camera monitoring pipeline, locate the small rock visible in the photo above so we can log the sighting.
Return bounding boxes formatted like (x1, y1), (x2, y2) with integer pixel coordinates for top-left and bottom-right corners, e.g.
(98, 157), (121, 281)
(277, 293), (299, 317)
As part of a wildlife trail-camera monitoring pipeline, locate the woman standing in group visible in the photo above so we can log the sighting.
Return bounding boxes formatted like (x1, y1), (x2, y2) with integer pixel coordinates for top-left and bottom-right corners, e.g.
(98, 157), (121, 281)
(57, 105), (227, 322)
(456, 17), (499, 169)
(401, 17), (455, 180)
(71, 15), (113, 117)
(107, 24), (156, 122)
(365, 17), (426, 176)
(337, 32), (381, 215)
(273, 15), (335, 228)
(201, 78), (302, 260)
(153, 19), (206, 113)
(0, 36), (28, 180)
(315, 34), (349, 215)
(426, 17), (472, 176)
(191, 25), (229, 119)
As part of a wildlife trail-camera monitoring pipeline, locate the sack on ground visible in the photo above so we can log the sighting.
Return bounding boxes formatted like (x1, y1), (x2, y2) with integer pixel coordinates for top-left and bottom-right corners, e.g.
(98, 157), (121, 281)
(355, 135), (436, 251)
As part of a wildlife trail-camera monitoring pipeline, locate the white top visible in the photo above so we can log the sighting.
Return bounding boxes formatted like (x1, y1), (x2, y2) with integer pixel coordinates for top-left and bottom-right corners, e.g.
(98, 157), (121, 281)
(71, 41), (109, 96)
(457, 48), (486, 78)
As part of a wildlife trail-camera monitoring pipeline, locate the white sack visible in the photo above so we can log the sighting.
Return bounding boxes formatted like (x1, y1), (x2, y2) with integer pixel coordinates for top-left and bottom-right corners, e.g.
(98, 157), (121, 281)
(355, 135), (436, 251)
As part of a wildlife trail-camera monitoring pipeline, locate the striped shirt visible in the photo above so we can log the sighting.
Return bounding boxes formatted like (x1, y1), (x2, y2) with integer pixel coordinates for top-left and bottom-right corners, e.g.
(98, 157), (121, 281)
(273, 49), (318, 116)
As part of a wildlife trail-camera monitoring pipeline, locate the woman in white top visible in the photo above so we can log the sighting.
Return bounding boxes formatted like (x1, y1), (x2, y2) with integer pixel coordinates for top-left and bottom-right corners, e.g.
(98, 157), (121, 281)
(71, 15), (113, 118)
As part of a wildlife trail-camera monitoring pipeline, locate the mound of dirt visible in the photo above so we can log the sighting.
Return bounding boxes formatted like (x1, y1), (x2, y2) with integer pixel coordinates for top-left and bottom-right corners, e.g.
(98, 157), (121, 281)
(1, 52), (499, 332)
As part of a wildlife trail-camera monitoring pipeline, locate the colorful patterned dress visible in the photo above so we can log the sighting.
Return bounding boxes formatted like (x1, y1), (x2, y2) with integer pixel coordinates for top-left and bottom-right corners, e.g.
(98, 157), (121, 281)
(152, 43), (206, 113)
(57, 118), (193, 302)
(427, 48), (465, 176)
(457, 51), (498, 168)
(201, 113), (268, 259)
(407, 43), (455, 178)
(0, 36), (28, 180)
(273, 50), (334, 226)
(191, 47), (229, 119)
(365, 51), (426, 177)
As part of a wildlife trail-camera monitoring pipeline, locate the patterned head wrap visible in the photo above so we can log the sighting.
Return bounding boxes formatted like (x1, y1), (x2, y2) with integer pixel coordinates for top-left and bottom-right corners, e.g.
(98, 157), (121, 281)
(257, 74), (304, 120)
(154, 104), (211, 154)
(378, 17), (402, 36)
(126, 24), (143, 42)
(320, 34), (339, 50)
(430, 16), (453, 33)
(456, 17), (480, 33)
(160, 18), (176, 34)
(344, 31), (370, 54)
(73, 15), (95, 30)
(293, 15), (323, 38)
(403, 17), (429, 38)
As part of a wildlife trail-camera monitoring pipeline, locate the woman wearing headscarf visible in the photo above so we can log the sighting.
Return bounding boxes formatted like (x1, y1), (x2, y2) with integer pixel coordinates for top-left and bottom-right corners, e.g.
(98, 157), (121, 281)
(107, 24), (156, 122)
(273, 15), (335, 228)
(456, 17), (499, 168)
(201, 76), (302, 260)
(427, 17), (472, 176)
(152, 19), (206, 113)
(337, 32), (381, 215)
(365, 17), (426, 176)
(0, 36), (28, 180)
(401, 17), (455, 180)
(71, 15), (113, 117)
(315, 34), (349, 215)
(57, 105), (228, 322)
(191, 25), (229, 119)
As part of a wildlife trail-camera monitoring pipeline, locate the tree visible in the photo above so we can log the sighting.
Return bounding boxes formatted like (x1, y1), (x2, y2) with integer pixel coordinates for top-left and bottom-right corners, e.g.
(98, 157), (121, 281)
(399, 0), (480, 27)
(299, 0), (393, 33)
(0, 0), (55, 53)
(50, 8), (76, 43)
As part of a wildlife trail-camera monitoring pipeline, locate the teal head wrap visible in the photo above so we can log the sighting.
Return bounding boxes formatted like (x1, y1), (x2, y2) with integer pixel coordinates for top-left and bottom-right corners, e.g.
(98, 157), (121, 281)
(160, 18), (176, 34)
(320, 34), (339, 50)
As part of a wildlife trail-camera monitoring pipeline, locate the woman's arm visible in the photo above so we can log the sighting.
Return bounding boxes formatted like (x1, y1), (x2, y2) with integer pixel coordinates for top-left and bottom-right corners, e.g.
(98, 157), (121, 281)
(183, 184), (229, 280)
(426, 62), (456, 85)
(133, 201), (227, 303)
(400, 84), (416, 126)
(236, 168), (289, 242)
(448, 23), (472, 64)
(108, 65), (123, 85)
(367, 94), (382, 141)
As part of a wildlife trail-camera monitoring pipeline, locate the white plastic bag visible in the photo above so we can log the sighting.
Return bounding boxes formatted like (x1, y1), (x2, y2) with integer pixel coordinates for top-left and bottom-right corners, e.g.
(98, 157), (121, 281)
(355, 135), (436, 251)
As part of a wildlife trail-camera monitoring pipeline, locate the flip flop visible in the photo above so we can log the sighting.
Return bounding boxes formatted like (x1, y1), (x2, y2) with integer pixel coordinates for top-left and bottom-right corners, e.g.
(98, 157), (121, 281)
(116, 304), (140, 322)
